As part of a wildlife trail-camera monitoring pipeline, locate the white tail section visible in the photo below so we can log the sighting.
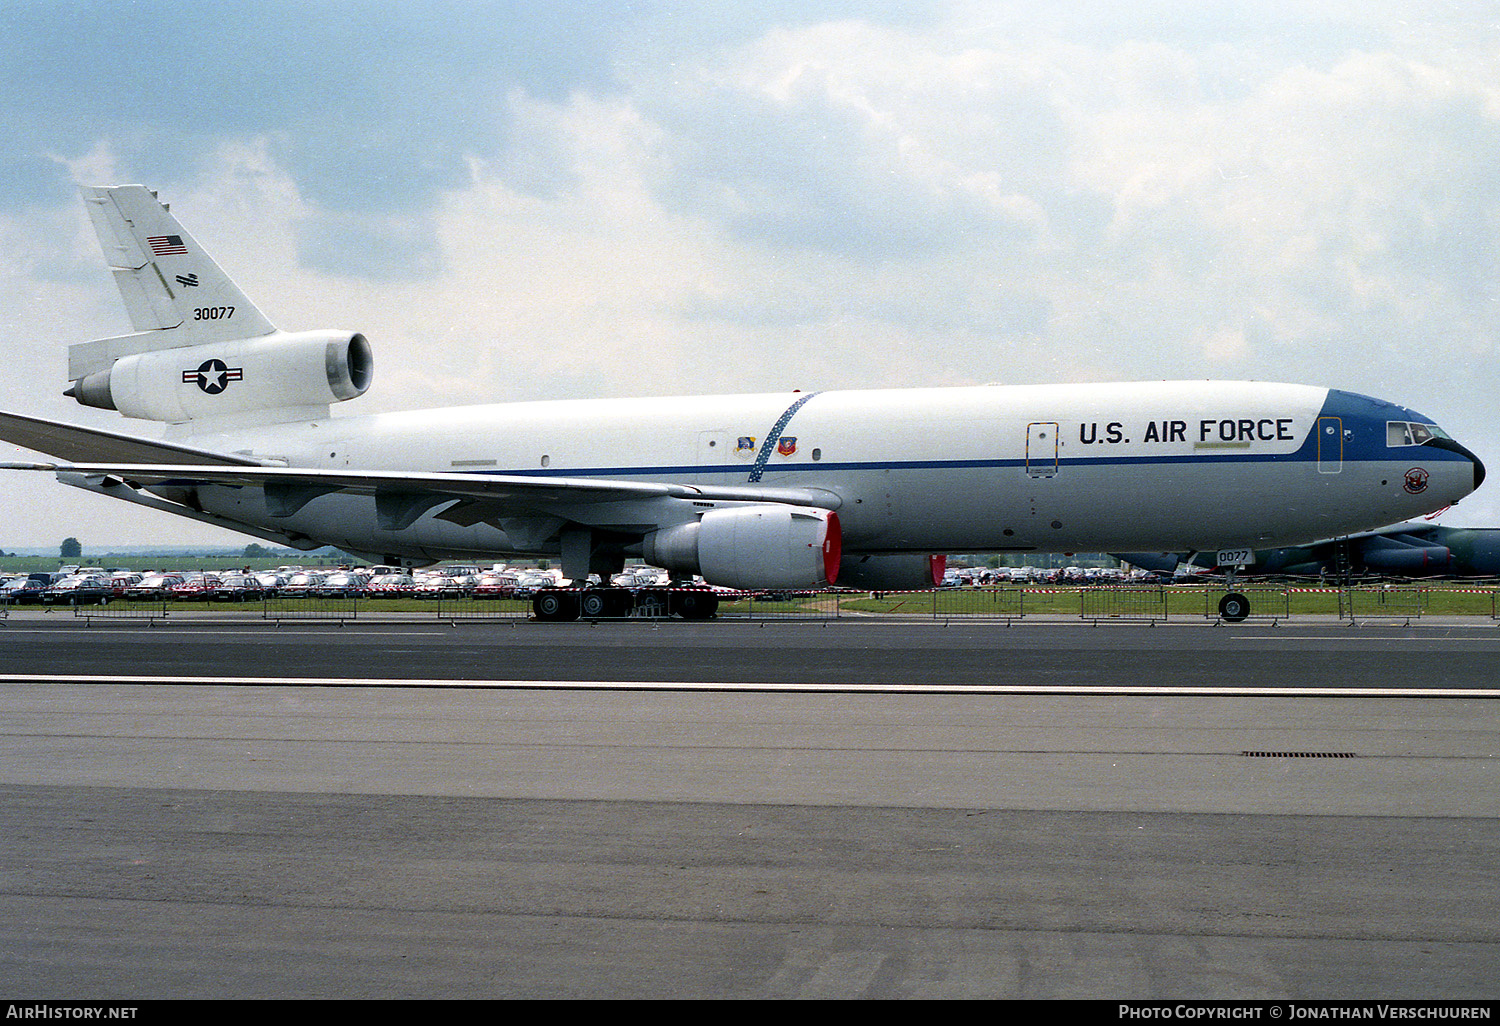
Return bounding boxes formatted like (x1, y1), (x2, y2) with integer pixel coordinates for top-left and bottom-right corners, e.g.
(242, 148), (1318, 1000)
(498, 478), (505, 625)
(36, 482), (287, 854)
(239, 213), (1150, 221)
(65, 185), (372, 425)
(70, 185), (277, 379)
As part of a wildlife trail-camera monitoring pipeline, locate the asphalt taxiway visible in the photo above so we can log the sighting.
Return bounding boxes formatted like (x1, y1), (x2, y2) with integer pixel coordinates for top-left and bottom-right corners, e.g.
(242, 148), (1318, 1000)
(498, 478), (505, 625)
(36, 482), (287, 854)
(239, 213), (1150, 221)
(0, 618), (1496, 998)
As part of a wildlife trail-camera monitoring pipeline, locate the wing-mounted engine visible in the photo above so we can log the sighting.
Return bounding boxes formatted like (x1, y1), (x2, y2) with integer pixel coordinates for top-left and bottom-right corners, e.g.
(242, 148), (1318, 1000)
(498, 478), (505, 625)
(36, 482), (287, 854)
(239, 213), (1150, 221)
(642, 505), (841, 590)
(67, 329), (373, 422)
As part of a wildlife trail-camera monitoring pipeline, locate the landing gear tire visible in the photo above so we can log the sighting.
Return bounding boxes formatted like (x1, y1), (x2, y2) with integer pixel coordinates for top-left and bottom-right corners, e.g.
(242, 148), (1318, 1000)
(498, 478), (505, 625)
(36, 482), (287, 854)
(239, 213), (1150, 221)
(671, 591), (719, 620)
(579, 588), (632, 619)
(533, 590), (580, 622)
(1219, 592), (1251, 623)
(579, 590), (610, 619)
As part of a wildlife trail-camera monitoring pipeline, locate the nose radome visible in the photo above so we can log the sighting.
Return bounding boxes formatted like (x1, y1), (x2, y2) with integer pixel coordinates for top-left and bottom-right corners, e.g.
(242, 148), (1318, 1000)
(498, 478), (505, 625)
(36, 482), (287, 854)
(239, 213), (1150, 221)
(1429, 436), (1487, 493)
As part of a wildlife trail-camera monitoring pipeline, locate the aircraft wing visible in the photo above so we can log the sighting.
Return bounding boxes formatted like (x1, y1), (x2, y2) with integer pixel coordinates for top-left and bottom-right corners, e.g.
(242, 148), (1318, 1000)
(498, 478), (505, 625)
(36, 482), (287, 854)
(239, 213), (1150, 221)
(0, 408), (840, 519)
(0, 460), (839, 507)
(0, 458), (843, 537)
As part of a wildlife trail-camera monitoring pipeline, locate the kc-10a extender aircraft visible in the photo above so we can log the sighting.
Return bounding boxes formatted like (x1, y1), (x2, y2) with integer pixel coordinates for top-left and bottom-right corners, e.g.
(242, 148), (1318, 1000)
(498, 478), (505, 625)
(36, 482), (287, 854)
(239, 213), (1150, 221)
(0, 185), (1486, 620)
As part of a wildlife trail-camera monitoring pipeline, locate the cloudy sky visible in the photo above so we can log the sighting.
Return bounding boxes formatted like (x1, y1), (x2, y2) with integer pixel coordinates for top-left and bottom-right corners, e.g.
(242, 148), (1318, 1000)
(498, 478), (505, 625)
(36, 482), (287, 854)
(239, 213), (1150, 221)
(0, 0), (1496, 551)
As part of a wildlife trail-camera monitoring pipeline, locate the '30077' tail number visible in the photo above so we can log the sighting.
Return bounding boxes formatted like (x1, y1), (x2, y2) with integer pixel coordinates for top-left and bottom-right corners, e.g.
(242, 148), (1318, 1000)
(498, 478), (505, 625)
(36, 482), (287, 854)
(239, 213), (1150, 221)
(194, 307), (235, 321)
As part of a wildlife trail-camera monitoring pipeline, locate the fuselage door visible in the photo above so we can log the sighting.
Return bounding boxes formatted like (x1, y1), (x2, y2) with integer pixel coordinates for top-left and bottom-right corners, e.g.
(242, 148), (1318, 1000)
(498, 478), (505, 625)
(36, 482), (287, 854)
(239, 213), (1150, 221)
(1026, 422), (1059, 478)
(1317, 417), (1343, 474)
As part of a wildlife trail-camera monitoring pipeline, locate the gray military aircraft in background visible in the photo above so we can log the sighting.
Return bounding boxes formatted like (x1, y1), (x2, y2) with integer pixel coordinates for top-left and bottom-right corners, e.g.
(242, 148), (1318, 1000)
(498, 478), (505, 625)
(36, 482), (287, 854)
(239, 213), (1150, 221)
(1117, 523), (1500, 579)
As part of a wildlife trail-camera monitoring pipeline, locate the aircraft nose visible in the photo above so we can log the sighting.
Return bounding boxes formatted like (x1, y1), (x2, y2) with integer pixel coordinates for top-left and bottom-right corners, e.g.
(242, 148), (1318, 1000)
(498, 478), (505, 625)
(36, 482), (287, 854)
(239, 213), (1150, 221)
(1433, 436), (1487, 492)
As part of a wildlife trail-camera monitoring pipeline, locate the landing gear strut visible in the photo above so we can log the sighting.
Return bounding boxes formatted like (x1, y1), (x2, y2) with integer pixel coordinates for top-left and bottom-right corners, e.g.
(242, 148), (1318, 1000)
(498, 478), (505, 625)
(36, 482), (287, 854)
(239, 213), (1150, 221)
(1219, 563), (1250, 623)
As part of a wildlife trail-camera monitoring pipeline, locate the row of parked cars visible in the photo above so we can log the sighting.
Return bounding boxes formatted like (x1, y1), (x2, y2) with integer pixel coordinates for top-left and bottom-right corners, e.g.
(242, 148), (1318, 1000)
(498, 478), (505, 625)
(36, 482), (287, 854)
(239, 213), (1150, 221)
(1, 569), (277, 606)
(943, 566), (1147, 587)
(0, 563), (677, 606)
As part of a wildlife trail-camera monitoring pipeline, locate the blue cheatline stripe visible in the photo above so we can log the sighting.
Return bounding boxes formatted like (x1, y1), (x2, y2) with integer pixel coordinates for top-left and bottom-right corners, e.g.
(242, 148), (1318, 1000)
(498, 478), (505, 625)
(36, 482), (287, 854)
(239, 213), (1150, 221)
(748, 391), (823, 483)
(452, 448), (1463, 483)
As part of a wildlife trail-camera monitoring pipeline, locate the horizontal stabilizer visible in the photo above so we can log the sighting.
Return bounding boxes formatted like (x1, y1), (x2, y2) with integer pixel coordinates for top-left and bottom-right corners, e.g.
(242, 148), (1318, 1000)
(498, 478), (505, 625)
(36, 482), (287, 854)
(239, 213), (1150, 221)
(0, 409), (266, 466)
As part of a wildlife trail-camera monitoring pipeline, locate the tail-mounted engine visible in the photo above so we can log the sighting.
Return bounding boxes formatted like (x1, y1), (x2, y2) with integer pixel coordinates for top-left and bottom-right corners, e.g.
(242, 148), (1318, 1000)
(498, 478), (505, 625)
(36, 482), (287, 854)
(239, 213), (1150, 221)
(67, 185), (373, 424)
(67, 330), (373, 423)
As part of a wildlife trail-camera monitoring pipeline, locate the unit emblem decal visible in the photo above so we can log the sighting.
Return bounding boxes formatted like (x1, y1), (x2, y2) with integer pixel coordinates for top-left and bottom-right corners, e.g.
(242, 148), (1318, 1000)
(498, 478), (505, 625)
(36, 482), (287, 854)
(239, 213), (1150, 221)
(777, 436), (797, 457)
(735, 436), (756, 457)
(183, 358), (243, 395)
(1403, 467), (1429, 494)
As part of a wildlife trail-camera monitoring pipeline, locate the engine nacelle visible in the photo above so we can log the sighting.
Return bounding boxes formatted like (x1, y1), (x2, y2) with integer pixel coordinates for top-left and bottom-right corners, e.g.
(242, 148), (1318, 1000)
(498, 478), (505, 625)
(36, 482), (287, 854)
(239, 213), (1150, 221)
(643, 506), (841, 590)
(68, 330), (373, 422)
(837, 553), (946, 591)
(1359, 537), (1452, 573)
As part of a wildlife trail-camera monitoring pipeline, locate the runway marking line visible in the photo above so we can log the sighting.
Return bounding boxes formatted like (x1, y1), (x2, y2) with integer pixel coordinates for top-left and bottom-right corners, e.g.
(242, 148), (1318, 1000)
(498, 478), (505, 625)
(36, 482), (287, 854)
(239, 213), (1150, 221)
(0, 673), (1495, 699)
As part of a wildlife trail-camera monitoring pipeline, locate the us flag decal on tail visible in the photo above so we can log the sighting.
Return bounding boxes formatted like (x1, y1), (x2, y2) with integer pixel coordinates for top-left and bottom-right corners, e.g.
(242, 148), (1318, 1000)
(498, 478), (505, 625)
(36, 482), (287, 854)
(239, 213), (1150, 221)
(148, 235), (187, 256)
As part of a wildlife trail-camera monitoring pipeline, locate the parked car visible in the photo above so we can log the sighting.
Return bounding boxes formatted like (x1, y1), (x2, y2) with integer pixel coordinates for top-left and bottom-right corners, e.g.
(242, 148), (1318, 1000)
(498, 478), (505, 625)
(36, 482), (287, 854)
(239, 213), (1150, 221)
(413, 572), (470, 599)
(314, 571), (368, 598)
(0, 576), (49, 605)
(42, 574), (114, 606)
(253, 572), (288, 596)
(471, 572), (519, 598)
(168, 573), (222, 601)
(213, 573), (267, 602)
(278, 572), (324, 598)
(125, 573), (184, 600)
(511, 572), (557, 599)
(107, 573), (143, 599)
(365, 573), (416, 598)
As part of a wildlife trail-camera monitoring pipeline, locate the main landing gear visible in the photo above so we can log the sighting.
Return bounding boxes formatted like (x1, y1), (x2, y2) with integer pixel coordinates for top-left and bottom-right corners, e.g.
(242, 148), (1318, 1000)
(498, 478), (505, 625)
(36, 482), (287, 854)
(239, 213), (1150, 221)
(531, 587), (720, 622)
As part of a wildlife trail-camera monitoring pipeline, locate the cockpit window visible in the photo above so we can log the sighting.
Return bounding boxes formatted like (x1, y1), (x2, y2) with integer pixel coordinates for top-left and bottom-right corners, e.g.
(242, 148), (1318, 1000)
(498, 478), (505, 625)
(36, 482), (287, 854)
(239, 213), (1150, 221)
(1387, 421), (1447, 446)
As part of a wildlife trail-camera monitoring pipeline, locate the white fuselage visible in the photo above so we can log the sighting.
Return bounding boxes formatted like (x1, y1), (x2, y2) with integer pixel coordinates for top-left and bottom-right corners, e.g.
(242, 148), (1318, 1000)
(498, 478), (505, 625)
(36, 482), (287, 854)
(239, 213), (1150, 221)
(162, 380), (1476, 563)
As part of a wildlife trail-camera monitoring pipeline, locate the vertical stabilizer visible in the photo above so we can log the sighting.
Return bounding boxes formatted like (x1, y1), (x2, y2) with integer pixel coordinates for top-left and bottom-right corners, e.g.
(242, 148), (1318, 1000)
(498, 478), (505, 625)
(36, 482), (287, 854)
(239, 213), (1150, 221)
(71, 185), (277, 379)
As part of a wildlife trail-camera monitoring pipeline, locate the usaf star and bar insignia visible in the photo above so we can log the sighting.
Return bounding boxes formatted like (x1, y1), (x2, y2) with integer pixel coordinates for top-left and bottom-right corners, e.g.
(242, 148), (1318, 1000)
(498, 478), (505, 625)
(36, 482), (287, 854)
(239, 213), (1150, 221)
(182, 358), (243, 395)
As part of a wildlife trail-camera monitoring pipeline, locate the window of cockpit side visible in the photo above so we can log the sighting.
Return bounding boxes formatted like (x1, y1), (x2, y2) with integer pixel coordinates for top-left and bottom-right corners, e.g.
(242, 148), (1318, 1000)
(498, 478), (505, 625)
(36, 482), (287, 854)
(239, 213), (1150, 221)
(1388, 421), (1448, 446)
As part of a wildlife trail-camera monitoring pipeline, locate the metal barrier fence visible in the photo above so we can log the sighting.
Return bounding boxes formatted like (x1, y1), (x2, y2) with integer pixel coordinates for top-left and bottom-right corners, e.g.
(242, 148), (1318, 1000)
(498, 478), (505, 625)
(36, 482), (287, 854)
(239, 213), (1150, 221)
(1080, 586), (1167, 622)
(1341, 585), (1424, 623)
(41, 583), (1500, 623)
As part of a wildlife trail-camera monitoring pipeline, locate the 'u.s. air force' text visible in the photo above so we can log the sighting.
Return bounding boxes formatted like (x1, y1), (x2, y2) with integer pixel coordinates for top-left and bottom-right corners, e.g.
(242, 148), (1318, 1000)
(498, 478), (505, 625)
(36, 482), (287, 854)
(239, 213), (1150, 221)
(1078, 419), (1298, 445)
